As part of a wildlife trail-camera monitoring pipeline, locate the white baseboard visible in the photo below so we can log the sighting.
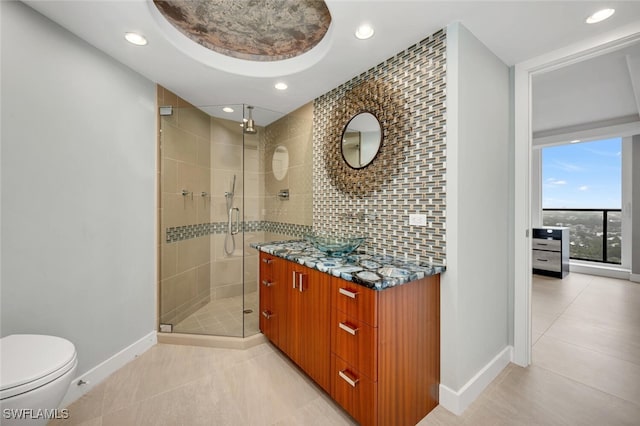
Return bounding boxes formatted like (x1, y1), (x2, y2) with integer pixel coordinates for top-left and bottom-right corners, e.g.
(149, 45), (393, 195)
(439, 345), (513, 415)
(569, 262), (630, 280)
(631, 273), (640, 283)
(59, 331), (157, 408)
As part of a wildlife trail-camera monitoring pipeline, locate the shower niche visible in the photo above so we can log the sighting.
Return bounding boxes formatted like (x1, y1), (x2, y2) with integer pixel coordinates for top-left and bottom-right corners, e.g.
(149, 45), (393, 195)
(157, 87), (313, 338)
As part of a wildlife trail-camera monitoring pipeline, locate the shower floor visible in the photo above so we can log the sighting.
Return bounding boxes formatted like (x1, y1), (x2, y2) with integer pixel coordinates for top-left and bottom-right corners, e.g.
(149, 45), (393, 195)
(173, 291), (259, 337)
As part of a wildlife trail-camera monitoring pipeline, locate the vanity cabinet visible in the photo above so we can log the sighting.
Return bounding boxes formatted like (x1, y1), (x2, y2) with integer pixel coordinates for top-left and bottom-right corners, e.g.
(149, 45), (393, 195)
(259, 253), (330, 392)
(258, 253), (287, 347)
(258, 252), (440, 426)
(330, 276), (440, 426)
(284, 261), (331, 392)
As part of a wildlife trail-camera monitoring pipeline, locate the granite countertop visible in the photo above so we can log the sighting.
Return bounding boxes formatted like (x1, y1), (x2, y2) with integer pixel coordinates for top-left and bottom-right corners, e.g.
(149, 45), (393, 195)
(250, 240), (445, 290)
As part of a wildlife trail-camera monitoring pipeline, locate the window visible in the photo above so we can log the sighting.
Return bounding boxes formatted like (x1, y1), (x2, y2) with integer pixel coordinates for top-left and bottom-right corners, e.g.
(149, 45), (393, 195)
(542, 138), (622, 264)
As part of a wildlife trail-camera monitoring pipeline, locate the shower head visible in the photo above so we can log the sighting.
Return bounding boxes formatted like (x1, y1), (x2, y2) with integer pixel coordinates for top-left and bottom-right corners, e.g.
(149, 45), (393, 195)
(243, 106), (257, 135)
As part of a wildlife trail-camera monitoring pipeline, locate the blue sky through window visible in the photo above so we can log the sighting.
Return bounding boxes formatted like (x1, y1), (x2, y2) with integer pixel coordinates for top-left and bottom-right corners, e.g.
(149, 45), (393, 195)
(542, 138), (621, 209)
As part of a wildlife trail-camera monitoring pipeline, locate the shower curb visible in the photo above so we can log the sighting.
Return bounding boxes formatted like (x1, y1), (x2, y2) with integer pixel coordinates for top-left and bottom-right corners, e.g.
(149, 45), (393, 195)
(157, 331), (267, 350)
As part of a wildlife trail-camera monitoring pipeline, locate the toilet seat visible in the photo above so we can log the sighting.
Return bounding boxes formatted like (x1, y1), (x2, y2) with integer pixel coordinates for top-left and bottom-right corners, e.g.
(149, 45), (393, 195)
(0, 334), (77, 400)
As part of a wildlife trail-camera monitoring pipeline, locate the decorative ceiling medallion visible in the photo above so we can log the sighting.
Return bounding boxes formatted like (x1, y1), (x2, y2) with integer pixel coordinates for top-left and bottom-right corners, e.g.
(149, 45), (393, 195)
(153, 0), (331, 62)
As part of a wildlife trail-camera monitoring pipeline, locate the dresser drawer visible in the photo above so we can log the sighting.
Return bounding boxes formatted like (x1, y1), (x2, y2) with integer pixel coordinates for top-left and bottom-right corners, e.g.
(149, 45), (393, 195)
(532, 238), (561, 252)
(331, 277), (378, 327)
(331, 308), (377, 381)
(331, 354), (377, 426)
(532, 249), (561, 272)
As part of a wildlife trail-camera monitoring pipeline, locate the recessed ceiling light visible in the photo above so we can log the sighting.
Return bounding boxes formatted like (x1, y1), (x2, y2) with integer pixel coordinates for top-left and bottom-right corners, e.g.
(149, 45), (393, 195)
(586, 8), (615, 24)
(355, 24), (374, 40)
(125, 32), (148, 46)
(275, 82), (288, 90)
(223, 107), (234, 113)
(570, 139), (581, 144)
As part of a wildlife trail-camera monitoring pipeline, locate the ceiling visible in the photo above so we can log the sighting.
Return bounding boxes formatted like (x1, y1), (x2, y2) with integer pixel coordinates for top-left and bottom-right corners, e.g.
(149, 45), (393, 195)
(532, 41), (640, 144)
(24, 1), (640, 125)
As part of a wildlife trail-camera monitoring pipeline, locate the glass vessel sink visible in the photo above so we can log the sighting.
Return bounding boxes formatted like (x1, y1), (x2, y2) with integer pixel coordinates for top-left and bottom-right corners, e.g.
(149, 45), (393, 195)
(304, 232), (366, 257)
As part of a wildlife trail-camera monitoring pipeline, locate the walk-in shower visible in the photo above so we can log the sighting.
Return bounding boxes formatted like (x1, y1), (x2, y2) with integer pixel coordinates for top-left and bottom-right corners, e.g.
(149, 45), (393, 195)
(159, 103), (260, 338)
(157, 96), (313, 339)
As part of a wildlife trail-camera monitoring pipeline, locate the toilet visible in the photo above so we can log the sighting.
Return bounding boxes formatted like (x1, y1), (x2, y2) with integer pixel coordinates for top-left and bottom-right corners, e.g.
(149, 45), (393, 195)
(0, 335), (77, 425)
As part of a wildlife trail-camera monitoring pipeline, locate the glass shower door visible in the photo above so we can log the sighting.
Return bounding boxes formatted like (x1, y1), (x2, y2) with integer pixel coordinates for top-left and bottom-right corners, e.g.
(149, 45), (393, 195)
(159, 103), (252, 337)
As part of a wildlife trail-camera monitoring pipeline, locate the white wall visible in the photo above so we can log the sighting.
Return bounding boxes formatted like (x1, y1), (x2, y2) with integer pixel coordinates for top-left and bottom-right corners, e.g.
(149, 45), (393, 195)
(441, 22), (511, 412)
(1, 1), (156, 376)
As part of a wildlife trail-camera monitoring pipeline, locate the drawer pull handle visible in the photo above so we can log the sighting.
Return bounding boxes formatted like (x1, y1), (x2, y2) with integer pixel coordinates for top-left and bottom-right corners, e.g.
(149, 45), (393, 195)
(338, 288), (358, 299)
(262, 258), (273, 264)
(261, 310), (272, 319)
(338, 370), (359, 387)
(262, 280), (273, 287)
(292, 271), (297, 289)
(339, 322), (359, 335)
(536, 259), (548, 262)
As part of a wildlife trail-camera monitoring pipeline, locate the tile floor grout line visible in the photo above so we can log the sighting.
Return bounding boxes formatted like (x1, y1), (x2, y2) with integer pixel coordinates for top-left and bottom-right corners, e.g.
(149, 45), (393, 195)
(530, 360), (640, 409)
(536, 275), (593, 337)
(537, 332), (640, 370)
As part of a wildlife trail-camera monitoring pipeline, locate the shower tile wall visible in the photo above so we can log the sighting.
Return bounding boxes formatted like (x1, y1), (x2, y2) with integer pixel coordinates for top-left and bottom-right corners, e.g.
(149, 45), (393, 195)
(263, 102), (313, 237)
(313, 29), (446, 264)
(208, 116), (261, 299)
(158, 87), (212, 325)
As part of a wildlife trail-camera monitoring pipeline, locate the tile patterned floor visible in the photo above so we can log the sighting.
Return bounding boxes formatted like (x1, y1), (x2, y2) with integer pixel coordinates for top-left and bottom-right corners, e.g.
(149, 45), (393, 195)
(173, 292), (259, 337)
(52, 273), (640, 425)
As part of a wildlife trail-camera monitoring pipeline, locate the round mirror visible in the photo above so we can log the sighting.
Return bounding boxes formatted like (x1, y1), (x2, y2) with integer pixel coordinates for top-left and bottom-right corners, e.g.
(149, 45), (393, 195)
(272, 145), (289, 180)
(341, 112), (382, 169)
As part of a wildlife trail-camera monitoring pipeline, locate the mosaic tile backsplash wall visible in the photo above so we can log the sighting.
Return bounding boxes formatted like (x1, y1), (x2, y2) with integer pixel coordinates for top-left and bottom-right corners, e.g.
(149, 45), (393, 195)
(313, 29), (446, 264)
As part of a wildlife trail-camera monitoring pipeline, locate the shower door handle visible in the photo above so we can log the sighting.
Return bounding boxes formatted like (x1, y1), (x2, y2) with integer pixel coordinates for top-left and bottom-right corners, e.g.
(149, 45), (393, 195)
(231, 207), (240, 235)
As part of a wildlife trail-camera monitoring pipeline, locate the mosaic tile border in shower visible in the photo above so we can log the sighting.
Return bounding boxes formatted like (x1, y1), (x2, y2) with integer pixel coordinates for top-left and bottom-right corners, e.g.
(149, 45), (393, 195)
(166, 221), (312, 243)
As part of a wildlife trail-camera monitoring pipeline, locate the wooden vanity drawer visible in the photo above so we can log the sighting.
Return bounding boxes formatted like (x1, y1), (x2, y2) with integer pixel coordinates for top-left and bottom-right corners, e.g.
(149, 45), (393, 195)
(259, 253), (277, 282)
(331, 354), (377, 426)
(532, 238), (561, 251)
(331, 308), (378, 381)
(331, 277), (378, 327)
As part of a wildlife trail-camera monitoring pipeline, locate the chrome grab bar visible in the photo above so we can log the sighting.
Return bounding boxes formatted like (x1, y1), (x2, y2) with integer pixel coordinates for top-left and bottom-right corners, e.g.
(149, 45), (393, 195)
(231, 207), (240, 235)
